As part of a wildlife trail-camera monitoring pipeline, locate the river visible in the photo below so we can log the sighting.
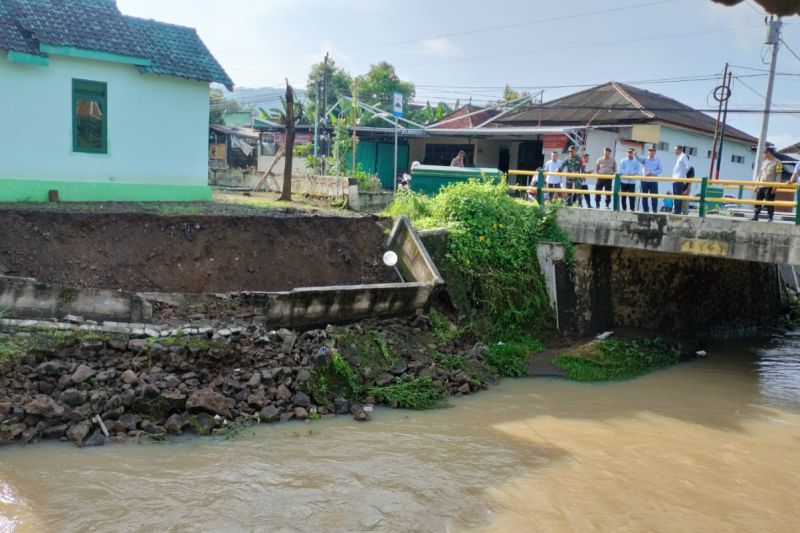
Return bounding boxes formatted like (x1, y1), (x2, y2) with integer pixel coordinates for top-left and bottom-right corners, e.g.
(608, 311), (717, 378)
(2, 335), (800, 532)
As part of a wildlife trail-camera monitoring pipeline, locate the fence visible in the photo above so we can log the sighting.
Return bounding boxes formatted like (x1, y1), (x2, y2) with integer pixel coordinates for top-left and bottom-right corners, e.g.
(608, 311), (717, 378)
(507, 170), (800, 225)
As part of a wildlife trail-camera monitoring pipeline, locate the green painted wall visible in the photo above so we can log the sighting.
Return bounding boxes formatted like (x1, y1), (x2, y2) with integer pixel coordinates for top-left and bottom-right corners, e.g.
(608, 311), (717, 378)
(0, 178), (211, 202)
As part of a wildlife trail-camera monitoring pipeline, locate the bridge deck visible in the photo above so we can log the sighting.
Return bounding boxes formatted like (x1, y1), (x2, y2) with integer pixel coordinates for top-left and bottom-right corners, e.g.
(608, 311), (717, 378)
(556, 208), (800, 266)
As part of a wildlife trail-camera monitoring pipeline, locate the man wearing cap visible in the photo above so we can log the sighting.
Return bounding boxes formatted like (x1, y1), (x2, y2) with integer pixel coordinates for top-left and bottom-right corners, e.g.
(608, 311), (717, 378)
(752, 146), (783, 222)
(618, 148), (642, 211)
(560, 146), (584, 206)
(636, 146), (663, 213)
(594, 148), (617, 208)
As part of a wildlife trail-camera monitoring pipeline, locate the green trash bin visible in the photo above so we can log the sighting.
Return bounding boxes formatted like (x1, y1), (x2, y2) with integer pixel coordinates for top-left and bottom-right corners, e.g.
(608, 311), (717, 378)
(409, 165), (503, 195)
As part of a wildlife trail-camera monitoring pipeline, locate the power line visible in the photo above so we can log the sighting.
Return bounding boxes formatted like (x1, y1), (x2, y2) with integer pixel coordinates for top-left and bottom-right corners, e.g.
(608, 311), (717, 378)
(733, 75), (800, 122)
(395, 24), (764, 69)
(781, 39), (800, 65)
(217, 0), (676, 56)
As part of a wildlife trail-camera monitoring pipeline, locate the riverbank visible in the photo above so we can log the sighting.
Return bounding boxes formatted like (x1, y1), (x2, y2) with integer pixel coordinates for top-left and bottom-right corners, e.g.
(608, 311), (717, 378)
(0, 313), (503, 447)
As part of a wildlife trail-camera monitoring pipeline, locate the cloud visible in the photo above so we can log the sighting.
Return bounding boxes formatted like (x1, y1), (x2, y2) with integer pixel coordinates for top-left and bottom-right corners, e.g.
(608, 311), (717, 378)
(416, 38), (462, 58)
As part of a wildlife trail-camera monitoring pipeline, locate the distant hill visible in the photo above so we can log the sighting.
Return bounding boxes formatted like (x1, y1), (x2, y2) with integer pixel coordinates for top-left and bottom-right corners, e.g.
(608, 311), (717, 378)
(214, 85), (307, 113)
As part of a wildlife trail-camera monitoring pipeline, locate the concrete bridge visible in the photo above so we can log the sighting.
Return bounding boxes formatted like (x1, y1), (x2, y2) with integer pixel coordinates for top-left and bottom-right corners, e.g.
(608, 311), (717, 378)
(556, 208), (800, 266)
(531, 209), (795, 339)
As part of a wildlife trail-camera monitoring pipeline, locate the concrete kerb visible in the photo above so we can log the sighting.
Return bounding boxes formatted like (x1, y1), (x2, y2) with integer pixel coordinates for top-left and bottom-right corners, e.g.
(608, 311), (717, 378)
(0, 216), (443, 329)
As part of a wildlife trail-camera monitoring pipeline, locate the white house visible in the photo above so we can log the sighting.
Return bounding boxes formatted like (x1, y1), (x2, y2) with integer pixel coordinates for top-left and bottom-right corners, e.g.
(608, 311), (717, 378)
(0, 0), (233, 202)
(410, 82), (759, 199)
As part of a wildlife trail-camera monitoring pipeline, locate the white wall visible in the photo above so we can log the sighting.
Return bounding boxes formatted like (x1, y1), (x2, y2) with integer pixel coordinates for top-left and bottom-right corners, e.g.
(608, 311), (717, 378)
(0, 54), (210, 185)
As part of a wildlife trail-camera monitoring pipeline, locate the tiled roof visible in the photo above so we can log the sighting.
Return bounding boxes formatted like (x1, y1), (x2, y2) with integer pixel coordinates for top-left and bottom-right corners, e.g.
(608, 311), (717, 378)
(0, 0), (233, 89)
(431, 104), (500, 129)
(498, 82), (756, 143)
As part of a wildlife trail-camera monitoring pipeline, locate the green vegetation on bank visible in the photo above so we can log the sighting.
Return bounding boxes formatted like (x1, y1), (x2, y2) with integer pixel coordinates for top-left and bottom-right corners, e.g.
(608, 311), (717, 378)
(369, 377), (446, 410)
(553, 338), (682, 382)
(384, 180), (571, 375)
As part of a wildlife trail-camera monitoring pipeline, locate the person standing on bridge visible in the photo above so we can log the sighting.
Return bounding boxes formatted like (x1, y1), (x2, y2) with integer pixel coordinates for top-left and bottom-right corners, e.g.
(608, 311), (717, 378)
(618, 148), (642, 211)
(561, 146), (585, 207)
(594, 147), (617, 209)
(581, 152), (593, 208)
(543, 151), (563, 202)
(752, 146), (783, 222)
(636, 145), (663, 213)
(450, 150), (466, 167)
(672, 146), (691, 214)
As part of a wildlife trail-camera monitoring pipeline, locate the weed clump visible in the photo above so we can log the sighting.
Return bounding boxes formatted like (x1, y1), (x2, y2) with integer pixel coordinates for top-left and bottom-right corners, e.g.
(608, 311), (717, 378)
(369, 377), (446, 410)
(484, 338), (545, 378)
(554, 338), (681, 382)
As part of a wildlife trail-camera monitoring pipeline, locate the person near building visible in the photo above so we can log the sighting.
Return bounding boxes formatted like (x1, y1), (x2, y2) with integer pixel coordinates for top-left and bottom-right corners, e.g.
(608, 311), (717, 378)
(580, 152), (593, 208)
(450, 150), (466, 167)
(752, 146), (783, 222)
(543, 151), (563, 202)
(672, 145), (692, 214)
(561, 146), (584, 206)
(618, 148), (642, 211)
(594, 147), (617, 208)
(636, 146), (663, 213)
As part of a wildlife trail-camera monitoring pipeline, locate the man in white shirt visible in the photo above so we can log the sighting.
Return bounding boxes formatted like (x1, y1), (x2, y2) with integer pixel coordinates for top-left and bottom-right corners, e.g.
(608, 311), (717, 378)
(672, 145), (691, 214)
(543, 151), (562, 202)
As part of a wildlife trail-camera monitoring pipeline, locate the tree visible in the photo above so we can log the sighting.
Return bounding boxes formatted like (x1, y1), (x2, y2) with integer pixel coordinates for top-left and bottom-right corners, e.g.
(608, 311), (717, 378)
(209, 88), (242, 125)
(305, 56), (353, 122)
(710, 0), (800, 15)
(279, 80), (301, 202)
(354, 61), (415, 112)
(501, 84), (532, 102)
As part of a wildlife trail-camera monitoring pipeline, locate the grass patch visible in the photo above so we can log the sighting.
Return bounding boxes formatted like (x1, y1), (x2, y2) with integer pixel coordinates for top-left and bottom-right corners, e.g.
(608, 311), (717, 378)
(483, 338), (545, 377)
(428, 309), (459, 344)
(308, 351), (364, 404)
(369, 377), (446, 410)
(554, 338), (681, 382)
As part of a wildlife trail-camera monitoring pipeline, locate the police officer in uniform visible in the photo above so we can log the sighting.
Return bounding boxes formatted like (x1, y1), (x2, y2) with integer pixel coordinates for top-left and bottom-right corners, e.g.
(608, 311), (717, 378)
(752, 146), (783, 222)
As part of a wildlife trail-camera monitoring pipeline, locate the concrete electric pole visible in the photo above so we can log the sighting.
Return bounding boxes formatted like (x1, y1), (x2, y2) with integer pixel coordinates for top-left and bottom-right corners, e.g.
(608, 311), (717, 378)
(752, 16), (783, 181)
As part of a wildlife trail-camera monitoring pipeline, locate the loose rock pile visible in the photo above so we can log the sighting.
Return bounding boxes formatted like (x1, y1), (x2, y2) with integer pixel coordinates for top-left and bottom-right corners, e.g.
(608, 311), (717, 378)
(0, 315), (492, 447)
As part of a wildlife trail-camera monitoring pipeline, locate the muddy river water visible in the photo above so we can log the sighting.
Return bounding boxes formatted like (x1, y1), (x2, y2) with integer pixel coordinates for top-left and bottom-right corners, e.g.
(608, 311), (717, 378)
(2, 335), (800, 532)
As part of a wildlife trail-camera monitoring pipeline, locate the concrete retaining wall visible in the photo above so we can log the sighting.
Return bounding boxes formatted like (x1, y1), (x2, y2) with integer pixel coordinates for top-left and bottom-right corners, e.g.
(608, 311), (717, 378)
(0, 217), (442, 329)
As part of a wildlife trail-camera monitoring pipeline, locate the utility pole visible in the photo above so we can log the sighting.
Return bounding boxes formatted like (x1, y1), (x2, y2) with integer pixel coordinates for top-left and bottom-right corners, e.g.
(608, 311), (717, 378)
(313, 82), (320, 159)
(352, 79), (358, 174)
(753, 16), (783, 181)
(714, 69), (733, 181)
(708, 63), (729, 179)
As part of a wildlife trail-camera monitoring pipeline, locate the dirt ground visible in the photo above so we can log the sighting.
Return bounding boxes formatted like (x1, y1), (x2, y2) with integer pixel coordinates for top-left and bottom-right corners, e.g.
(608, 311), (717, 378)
(0, 210), (396, 293)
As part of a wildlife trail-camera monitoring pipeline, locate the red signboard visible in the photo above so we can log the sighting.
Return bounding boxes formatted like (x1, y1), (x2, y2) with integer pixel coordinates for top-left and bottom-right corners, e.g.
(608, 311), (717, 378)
(543, 134), (567, 150)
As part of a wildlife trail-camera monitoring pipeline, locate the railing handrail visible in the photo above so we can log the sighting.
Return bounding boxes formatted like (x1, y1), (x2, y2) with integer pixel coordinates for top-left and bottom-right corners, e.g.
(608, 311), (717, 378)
(508, 170), (800, 224)
(507, 169), (799, 190)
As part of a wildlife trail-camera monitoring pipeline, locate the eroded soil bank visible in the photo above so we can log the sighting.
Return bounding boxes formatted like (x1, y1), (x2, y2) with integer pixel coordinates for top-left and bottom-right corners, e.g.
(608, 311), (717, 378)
(0, 211), (395, 293)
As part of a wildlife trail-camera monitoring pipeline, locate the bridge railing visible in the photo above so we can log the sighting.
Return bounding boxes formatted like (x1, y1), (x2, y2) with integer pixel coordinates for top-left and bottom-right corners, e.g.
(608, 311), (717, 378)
(507, 170), (800, 225)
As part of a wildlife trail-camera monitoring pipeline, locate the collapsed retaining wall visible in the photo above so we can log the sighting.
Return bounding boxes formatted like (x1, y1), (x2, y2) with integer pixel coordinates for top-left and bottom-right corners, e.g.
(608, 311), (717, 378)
(0, 212), (442, 328)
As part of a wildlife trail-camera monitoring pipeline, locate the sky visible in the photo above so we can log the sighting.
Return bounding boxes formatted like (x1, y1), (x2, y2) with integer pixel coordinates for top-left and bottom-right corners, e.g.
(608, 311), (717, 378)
(117, 0), (800, 149)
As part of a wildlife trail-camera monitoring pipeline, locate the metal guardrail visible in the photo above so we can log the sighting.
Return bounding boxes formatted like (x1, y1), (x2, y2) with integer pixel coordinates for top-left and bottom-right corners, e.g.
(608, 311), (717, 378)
(507, 170), (800, 225)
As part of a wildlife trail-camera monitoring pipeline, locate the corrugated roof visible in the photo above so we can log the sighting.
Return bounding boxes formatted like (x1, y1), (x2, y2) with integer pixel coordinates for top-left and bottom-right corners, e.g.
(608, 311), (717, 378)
(430, 104), (499, 129)
(0, 0), (233, 89)
(499, 81), (756, 143)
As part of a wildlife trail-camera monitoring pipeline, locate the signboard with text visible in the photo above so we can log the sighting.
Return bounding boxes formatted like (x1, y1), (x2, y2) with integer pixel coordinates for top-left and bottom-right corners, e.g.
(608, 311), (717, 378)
(543, 134), (567, 150)
(392, 92), (404, 118)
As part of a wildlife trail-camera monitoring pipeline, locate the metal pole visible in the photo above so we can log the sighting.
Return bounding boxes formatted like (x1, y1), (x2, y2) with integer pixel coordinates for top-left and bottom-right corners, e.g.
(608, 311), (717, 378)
(708, 63), (728, 179)
(753, 17), (783, 182)
(613, 174), (621, 212)
(393, 116), (399, 191)
(715, 70), (733, 181)
(699, 176), (709, 218)
(313, 82), (320, 159)
(352, 80), (358, 174)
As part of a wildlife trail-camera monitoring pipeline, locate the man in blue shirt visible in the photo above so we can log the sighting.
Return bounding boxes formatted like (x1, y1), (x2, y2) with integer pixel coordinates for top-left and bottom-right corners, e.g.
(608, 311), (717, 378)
(636, 146), (663, 213)
(618, 147), (642, 211)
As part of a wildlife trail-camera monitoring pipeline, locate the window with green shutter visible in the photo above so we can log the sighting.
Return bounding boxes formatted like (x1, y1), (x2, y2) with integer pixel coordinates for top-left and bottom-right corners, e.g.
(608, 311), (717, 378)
(72, 79), (107, 154)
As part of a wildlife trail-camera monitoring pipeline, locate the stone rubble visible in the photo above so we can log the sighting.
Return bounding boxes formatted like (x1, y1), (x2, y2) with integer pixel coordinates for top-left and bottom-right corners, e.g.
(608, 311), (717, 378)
(0, 314), (491, 447)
